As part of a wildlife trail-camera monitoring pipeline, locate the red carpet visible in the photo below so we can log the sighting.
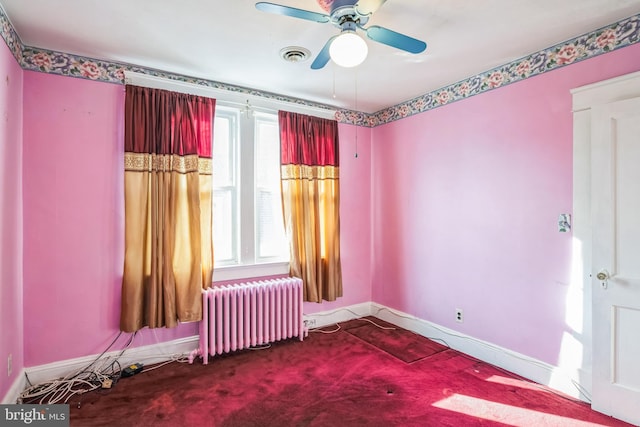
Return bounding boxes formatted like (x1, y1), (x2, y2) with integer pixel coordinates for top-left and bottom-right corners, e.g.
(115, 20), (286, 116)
(67, 318), (632, 427)
(342, 317), (447, 363)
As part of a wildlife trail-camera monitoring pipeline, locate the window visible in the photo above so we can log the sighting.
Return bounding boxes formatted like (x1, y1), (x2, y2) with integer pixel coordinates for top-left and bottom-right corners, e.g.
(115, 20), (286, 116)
(212, 105), (289, 280)
(122, 70), (336, 281)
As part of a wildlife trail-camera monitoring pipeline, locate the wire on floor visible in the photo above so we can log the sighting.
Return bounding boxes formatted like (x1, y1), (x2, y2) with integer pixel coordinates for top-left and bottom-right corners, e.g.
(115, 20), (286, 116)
(371, 306), (592, 403)
(18, 331), (137, 404)
(305, 310), (398, 334)
(248, 344), (272, 351)
(309, 324), (342, 334)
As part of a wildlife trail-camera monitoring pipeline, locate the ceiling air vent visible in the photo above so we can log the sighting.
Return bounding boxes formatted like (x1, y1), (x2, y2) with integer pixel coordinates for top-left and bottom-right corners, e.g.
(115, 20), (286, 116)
(280, 46), (311, 63)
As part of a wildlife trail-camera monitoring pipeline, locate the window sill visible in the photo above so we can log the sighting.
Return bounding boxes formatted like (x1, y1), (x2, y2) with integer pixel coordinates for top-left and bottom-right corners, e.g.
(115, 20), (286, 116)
(213, 261), (290, 283)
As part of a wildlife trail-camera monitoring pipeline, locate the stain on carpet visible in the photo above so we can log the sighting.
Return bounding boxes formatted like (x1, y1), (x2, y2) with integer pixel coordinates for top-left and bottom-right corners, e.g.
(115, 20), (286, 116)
(343, 317), (447, 363)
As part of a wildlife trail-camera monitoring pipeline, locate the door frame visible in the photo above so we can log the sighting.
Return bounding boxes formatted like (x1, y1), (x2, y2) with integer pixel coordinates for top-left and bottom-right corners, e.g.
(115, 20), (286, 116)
(571, 70), (640, 405)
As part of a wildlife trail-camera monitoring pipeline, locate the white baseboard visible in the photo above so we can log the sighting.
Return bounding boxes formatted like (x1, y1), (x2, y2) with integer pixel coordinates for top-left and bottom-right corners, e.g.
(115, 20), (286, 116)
(18, 336), (199, 396)
(304, 302), (373, 328)
(13, 302), (367, 401)
(304, 302), (590, 402)
(369, 303), (591, 402)
(2, 369), (27, 404)
(6, 302), (590, 405)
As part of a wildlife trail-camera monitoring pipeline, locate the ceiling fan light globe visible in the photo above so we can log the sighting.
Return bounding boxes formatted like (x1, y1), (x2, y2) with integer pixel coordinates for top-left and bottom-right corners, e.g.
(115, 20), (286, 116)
(329, 31), (368, 67)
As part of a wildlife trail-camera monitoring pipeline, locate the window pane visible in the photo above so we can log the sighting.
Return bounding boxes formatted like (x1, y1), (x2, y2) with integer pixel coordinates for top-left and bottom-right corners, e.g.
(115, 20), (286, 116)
(212, 106), (288, 271)
(213, 107), (239, 266)
(213, 113), (234, 186)
(257, 189), (287, 258)
(213, 189), (237, 264)
(256, 118), (280, 188)
(255, 113), (289, 261)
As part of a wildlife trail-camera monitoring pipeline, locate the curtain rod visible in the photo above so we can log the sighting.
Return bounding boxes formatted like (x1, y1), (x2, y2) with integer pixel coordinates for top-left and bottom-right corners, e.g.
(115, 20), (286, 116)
(124, 71), (337, 120)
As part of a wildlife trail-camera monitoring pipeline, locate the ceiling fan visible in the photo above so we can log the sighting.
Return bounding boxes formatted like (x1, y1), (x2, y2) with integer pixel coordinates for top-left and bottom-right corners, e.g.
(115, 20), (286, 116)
(255, 0), (427, 69)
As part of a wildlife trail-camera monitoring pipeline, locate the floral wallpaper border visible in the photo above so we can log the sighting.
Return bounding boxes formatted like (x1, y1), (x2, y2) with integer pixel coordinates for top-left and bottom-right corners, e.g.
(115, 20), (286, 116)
(357, 13), (640, 127)
(0, 4), (22, 64)
(19, 45), (340, 114)
(1, 4), (638, 127)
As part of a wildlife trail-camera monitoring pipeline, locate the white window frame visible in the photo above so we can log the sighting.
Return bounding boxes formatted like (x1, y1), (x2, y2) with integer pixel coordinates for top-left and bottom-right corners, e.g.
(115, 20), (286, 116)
(123, 71), (336, 283)
(213, 104), (290, 280)
(211, 106), (240, 267)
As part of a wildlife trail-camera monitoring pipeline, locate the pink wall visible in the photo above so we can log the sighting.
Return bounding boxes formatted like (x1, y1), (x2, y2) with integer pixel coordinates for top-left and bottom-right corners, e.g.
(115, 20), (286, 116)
(16, 37), (640, 371)
(0, 40), (23, 399)
(21, 72), (372, 366)
(22, 73), (198, 367)
(371, 43), (640, 365)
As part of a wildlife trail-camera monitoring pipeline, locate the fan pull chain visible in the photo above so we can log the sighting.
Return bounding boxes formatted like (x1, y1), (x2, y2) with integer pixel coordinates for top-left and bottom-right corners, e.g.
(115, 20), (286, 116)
(332, 68), (337, 99)
(354, 70), (359, 158)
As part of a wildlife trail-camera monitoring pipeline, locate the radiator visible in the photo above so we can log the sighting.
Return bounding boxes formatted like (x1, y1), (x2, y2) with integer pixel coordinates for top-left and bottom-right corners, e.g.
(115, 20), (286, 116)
(189, 277), (306, 364)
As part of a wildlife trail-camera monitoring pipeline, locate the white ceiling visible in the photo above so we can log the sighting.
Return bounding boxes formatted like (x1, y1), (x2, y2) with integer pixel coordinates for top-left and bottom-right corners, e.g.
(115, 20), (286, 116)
(2, 0), (640, 113)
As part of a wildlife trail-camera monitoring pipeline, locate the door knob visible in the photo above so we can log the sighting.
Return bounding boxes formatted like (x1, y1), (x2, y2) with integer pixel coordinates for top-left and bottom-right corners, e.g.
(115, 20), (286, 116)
(597, 269), (610, 289)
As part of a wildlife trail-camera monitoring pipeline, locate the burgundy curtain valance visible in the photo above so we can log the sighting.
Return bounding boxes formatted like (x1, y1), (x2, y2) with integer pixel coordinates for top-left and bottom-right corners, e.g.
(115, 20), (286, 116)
(278, 110), (339, 167)
(124, 85), (214, 157)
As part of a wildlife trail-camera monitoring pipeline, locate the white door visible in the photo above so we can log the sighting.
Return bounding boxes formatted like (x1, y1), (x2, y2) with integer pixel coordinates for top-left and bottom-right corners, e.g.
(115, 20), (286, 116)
(591, 96), (640, 426)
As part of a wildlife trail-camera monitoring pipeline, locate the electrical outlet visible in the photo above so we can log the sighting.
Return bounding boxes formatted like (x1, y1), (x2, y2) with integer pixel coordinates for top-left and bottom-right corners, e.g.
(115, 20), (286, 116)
(304, 319), (317, 329)
(7, 353), (12, 377)
(455, 309), (463, 323)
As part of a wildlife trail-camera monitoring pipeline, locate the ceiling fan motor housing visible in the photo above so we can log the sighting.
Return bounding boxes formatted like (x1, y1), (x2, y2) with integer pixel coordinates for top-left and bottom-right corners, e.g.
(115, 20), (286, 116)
(328, 2), (371, 28)
(317, 0), (360, 13)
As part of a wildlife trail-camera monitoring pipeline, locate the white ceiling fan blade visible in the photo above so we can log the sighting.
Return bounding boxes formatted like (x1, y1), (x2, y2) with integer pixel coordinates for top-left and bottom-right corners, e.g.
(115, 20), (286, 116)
(355, 0), (387, 16)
